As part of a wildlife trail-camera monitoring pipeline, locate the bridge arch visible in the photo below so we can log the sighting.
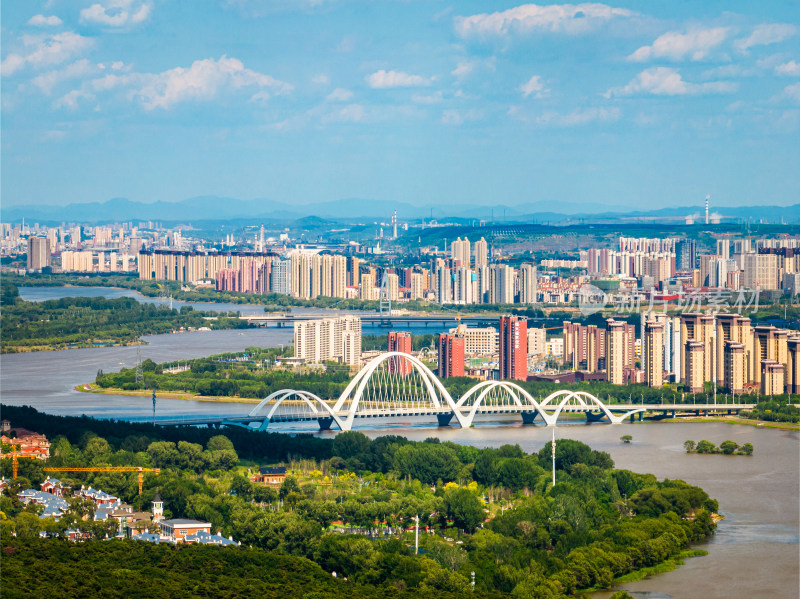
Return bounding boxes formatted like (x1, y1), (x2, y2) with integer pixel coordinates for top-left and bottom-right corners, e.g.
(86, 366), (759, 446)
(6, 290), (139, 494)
(249, 389), (345, 430)
(457, 380), (552, 426)
(539, 390), (645, 424)
(333, 352), (465, 429)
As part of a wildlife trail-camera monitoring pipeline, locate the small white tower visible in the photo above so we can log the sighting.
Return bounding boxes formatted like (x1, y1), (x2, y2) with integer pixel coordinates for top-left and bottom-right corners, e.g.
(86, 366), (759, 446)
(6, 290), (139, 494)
(152, 491), (164, 521)
(392, 209), (398, 239)
(705, 194), (710, 225)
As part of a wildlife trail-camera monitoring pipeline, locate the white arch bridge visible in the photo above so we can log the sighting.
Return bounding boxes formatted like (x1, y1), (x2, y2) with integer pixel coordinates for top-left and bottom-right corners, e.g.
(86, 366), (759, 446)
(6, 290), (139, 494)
(150, 351), (728, 431)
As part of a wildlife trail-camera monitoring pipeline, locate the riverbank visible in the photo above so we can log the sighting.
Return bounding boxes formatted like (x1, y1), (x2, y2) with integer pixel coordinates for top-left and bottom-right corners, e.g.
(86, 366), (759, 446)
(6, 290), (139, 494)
(76, 383), (262, 404)
(665, 414), (799, 431)
(4, 339), (145, 353)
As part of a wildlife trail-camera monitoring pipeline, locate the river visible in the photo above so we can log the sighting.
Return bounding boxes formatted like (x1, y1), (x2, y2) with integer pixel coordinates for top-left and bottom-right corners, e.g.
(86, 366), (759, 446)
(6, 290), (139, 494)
(3, 287), (799, 598)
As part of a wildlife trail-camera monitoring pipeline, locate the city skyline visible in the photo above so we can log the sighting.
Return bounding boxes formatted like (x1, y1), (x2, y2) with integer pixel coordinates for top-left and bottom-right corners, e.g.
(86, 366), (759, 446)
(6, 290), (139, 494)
(2, 1), (799, 210)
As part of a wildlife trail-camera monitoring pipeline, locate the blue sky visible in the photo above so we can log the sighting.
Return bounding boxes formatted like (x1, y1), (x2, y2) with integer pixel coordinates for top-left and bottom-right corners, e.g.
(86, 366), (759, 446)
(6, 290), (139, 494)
(2, 1), (799, 211)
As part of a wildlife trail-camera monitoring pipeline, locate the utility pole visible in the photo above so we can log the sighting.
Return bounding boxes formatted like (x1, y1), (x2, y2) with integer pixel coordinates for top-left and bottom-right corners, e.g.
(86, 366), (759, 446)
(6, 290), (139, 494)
(135, 348), (143, 386)
(551, 427), (556, 487)
(415, 514), (419, 555)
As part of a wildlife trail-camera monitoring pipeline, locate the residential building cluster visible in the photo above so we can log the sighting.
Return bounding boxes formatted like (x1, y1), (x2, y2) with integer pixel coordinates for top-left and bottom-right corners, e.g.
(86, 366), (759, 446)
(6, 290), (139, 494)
(6, 474), (238, 546)
(561, 313), (800, 395)
(0, 419), (50, 460)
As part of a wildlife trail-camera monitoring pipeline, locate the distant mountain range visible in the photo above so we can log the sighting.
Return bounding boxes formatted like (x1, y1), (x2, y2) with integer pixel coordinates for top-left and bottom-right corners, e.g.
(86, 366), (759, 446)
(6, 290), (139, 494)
(4, 196), (799, 225)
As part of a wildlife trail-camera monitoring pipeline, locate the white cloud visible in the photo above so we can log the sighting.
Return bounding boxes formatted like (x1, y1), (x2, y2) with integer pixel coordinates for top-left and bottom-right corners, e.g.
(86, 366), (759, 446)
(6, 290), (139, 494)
(454, 3), (635, 38)
(451, 57), (495, 78)
(224, 0), (333, 18)
(535, 106), (620, 126)
(441, 108), (482, 125)
(1, 32), (93, 77)
(776, 60), (800, 76)
(520, 75), (549, 98)
(411, 91), (443, 104)
(80, 0), (151, 27)
(312, 74), (330, 85)
(135, 56), (292, 110)
(28, 15), (63, 27)
(735, 23), (796, 52)
(605, 67), (737, 97)
(629, 28), (729, 62)
(322, 104), (365, 123)
(52, 55), (291, 110)
(366, 69), (431, 89)
(326, 87), (354, 102)
(249, 90), (272, 103)
(784, 82), (800, 103)
(31, 59), (95, 94)
(55, 88), (95, 109)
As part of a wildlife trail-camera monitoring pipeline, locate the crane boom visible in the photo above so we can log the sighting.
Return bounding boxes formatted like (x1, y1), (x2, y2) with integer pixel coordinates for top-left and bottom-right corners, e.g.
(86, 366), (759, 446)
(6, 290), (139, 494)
(43, 466), (161, 495)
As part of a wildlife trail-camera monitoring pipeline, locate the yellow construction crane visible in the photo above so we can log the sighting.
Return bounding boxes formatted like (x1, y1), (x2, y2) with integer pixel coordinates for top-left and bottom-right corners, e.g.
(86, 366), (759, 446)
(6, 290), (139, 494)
(42, 466), (161, 495)
(3, 448), (43, 478)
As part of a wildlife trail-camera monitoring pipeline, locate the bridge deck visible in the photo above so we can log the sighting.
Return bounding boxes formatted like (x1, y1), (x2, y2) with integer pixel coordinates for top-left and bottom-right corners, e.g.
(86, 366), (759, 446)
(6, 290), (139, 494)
(152, 403), (755, 427)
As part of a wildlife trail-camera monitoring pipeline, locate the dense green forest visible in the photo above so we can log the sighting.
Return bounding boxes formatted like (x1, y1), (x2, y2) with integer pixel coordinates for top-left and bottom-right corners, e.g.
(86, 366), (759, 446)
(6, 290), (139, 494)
(1, 406), (717, 597)
(739, 399), (799, 423)
(0, 280), (245, 353)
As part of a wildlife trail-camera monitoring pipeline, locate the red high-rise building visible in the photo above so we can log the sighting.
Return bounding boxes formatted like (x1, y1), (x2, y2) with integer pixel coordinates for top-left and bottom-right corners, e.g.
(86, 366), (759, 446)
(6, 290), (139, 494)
(499, 316), (528, 381)
(437, 334), (465, 378)
(387, 331), (412, 376)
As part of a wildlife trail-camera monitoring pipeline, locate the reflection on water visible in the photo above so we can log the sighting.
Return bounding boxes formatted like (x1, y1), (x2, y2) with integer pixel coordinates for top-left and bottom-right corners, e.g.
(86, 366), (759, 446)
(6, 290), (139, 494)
(0, 322), (797, 599)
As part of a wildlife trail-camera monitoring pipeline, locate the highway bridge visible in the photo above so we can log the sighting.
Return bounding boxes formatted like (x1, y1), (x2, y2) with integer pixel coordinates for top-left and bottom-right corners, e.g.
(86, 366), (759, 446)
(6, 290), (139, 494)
(151, 352), (755, 431)
(240, 314), (537, 328)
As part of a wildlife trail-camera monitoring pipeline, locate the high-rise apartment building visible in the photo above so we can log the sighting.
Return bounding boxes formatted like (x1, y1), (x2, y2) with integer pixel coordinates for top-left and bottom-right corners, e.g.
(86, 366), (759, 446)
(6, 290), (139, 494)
(499, 316), (527, 381)
(450, 324), (498, 356)
(715, 314), (752, 386)
(347, 257), (360, 288)
(743, 253), (779, 290)
(360, 272), (376, 301)
(519, 264), (537, 304)
(271, 259), (291, 295)
(723, 341), (746, 394)
(675, 239), (697, 271)
(387, 331), (412, 376)
(605, 319), (627, 384)
(752, 325), (788, 388)
(385, 272), (400, 301)
(787, 338), (800, 394)
(474, 237), (488, 268)
(563, 322), (605, 372)
(527, 327), (546, 360)
(27, 237), (51, 270)
(490, 265), (515, 304)
(294, 316), (361, 366)
(435, 267), (451, 304)
(437, 334), (465, 378)
(644, 321), (664, 387)
(451, 237), (471, 268)
(332, 255), (347, 298)
(453, 267), (472, 304)
(684, 341), (705, 393)
(680, 313), (715, 385)
(409, 272), (424, 300)
(761, 361), (785, 395)
(290, 253), (313, 299)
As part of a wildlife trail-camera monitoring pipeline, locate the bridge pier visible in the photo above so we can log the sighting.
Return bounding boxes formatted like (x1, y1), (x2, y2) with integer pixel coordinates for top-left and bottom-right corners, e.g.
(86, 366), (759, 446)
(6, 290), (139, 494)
(317, 417), (334, 431)
(437, 414), (454, 427)
(585, 411), (605, 423)
(521, 411), (538, 425)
